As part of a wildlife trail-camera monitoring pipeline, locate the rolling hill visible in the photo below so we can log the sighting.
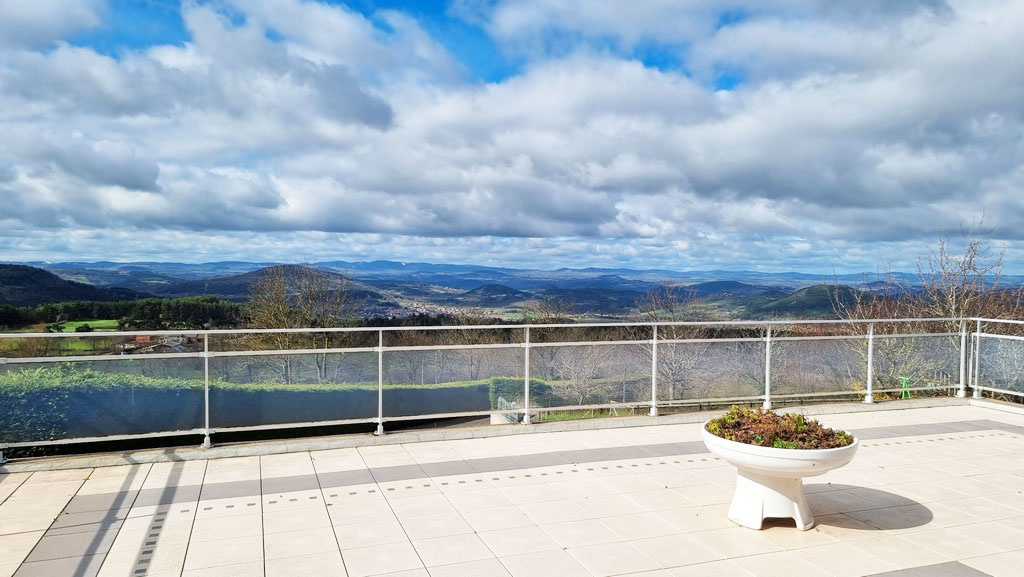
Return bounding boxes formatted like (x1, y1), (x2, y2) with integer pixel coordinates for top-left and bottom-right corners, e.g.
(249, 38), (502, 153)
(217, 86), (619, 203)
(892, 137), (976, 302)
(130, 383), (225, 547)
(0, 265), (150, 307)
(148, 265), (390, 307)
(744, 284), (862, 318)
(450, 284), (532, 307)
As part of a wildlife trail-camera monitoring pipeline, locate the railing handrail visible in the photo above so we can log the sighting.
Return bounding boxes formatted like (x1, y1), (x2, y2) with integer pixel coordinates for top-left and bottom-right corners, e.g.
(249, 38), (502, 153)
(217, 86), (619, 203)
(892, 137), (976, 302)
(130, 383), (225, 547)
(0, 316), (970, 339)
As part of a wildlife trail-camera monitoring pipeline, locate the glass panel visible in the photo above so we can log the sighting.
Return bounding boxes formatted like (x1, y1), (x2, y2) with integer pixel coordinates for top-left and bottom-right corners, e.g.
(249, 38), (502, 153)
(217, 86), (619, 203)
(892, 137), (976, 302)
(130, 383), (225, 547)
(771, 338), (865, 396)
(208, 352), (378, 427)
(528, 344), (650, 409)
(382, 348), (523, 417)
(871, 335), (959, 395)
(0, 358), (204, 444)
(0, 332), (202, 358)
(656, 341), (766, 401)
(977, 337), (1024, 393)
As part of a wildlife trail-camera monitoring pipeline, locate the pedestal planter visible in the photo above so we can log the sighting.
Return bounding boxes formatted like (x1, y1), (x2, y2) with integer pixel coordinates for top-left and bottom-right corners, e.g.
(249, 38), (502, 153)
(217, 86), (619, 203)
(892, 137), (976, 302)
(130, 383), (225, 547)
(702, 424), (858, 530)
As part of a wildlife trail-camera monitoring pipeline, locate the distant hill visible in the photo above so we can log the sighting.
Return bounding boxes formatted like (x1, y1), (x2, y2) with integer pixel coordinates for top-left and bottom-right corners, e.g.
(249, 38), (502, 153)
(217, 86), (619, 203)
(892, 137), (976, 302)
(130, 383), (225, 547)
(150, 265), (387, 305)
(684, 280), (777, 298)
(452, 284), (531, 307)
(744, 284), (862, 318)
(0, 265), (150, 307)
(43, 266), (188, 291)
(539, 287), (646, 315)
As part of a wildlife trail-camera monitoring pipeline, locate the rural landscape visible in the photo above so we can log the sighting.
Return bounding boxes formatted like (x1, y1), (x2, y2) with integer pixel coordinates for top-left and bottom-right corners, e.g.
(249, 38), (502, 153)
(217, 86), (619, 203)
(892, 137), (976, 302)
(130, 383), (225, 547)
(6, 253), (1015, 331)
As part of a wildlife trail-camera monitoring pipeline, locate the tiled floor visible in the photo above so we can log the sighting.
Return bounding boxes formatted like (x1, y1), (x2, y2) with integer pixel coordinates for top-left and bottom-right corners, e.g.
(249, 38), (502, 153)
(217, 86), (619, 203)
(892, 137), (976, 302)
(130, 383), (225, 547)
(3, 404), (1024, 577)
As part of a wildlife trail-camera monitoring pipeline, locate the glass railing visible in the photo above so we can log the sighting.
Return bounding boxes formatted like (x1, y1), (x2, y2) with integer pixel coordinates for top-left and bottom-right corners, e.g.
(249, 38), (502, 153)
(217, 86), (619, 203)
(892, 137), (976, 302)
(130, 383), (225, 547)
(1, 317), (1019, 452)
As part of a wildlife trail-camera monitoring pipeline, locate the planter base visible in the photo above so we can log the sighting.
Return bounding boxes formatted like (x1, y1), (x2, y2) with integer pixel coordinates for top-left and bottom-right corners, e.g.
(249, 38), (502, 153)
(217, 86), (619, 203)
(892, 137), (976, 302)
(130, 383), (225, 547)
(728, 469), (813, 530)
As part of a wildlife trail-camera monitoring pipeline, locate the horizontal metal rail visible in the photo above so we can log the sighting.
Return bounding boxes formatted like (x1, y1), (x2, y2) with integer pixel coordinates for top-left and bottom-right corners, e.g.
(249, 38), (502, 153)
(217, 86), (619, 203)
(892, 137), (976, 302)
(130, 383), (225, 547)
(977, 333), (1024, 343)
(209, 347), (379, 358)
(3, 352), (205, 364)
(973, 385), (1024, 398)
(0, 316), (966, 340)
(2, 428), (207, 448)
(974, 318), (1024, 326)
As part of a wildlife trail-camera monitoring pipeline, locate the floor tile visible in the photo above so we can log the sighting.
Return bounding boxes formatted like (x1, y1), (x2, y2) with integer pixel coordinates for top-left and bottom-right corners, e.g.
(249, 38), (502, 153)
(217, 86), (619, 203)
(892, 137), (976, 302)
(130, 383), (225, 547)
(733, 551), (834, 577)
(630, 533), (723, 568)
(461, 506), (533, 532)
(795, 542), (898, 577)
(183, 535), (264, 570)
(413, 533), (493, 567)
(263, 506), (332, 534)
(191, 512), (263, 541)
(478, 526), (559, 557)
(400, 512), (473, 540)
(336, 518), (409, 550)
(342, 541), (424, 577)
(847, 534), (952, 569)
(266, 550), (348, 577)
(426, 558), (510, 577)
(180, 560), (264, 576)
(11, 554), (106, 577)
(695, 527), (782, 558)
(24, 529), (120, 562)
(568, 541), (660, 577)
(264, 526), (340, 560)
(98, 543), (188, 577)
(540, 519), (620, 548)
(962, 551), (1024, 577)
(500, 549), (592, 577)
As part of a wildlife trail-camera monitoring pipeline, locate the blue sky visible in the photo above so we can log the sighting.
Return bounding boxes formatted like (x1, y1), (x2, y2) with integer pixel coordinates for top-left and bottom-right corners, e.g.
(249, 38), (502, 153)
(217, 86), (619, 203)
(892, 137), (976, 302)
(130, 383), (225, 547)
(1, 0), (1022, 272)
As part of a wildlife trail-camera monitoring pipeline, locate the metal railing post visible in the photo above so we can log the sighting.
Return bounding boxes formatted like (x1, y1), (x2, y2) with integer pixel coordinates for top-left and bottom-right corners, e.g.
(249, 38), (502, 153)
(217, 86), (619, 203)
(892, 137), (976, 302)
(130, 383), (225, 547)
(202, 334), (211, 448)
(973, 320), (982, 399)
(763, 325), (772, 410)
(522, 327), (532, 425)
(0, 449), (6, 465)
(957, 319), (968, 398)
(864, 323), (874, 404)
(649, 324), (658, 417)
(376, 329), (385, 435)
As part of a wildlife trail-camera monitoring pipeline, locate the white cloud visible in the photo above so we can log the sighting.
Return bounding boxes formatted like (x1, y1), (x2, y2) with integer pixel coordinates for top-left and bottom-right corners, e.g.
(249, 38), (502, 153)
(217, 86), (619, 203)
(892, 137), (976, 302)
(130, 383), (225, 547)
(0, 0), (104, 49)
(0, 0), (1023, 272)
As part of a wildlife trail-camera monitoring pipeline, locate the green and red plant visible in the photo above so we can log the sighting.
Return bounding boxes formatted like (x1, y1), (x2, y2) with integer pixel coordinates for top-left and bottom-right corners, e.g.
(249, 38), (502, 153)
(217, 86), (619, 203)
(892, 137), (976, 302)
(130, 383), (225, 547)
(706, 405), (854, 449)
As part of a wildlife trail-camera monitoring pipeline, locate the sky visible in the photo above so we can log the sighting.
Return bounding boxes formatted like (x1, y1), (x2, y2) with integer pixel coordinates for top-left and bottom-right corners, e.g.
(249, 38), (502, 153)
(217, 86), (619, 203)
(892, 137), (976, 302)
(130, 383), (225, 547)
(1, 0), (1023, 273)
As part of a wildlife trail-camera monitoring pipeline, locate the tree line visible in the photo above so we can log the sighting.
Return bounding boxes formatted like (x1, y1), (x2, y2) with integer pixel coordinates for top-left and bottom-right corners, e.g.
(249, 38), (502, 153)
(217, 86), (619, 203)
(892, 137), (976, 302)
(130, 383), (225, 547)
(0, 296), (245, 331)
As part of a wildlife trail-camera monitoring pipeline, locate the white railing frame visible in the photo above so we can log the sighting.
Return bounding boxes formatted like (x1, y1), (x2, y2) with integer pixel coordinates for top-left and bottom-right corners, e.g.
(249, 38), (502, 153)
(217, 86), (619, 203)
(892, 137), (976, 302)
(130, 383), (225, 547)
(1, 316), (1021, 452)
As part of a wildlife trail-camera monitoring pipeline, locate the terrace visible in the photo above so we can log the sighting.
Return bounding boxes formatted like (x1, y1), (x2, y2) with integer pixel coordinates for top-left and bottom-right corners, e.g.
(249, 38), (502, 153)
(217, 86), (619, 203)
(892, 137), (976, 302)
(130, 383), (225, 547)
(2, 318), (1024, 576)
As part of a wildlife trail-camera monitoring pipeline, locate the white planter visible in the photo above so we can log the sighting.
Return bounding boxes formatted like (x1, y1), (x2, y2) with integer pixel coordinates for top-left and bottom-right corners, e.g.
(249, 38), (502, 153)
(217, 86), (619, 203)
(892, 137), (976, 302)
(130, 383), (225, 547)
(701, 423), (858, 530)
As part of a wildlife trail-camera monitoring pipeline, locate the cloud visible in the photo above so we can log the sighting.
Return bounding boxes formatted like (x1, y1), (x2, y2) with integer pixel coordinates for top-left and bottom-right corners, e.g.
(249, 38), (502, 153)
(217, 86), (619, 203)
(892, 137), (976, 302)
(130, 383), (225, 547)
(0, 0), (1022, 272)
(0, 0), (104, 49)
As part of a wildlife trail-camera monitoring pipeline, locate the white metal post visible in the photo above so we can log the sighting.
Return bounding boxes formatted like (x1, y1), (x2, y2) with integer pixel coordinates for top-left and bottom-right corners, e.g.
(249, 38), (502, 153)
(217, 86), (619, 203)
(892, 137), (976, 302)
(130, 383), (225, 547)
(0, 449), (6, 465)
(957, 319), (968, 398)
(973, 320), (982, 399)
(763, 326), (772, 410)
(522, 327), (532, 425)
(202, 334), (211, 448)
(376, 329), (385, 435)
(649, 325), (658, 417)
(864, 323), (874, 404)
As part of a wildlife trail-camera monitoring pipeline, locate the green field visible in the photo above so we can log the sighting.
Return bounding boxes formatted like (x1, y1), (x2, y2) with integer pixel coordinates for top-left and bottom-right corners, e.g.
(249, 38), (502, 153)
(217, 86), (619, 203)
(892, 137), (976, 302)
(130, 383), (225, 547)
(60, 319), (119, 332)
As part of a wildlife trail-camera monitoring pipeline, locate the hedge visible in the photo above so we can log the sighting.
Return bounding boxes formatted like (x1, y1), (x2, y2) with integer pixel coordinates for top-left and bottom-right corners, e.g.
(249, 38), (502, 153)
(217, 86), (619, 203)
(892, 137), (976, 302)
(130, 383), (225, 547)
(0, 365), (529, 443)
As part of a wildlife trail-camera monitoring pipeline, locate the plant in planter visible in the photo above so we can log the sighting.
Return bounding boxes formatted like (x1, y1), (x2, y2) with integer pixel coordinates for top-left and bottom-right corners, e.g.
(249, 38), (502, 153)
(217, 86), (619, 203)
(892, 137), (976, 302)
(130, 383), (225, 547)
(702, 406), (858, 530)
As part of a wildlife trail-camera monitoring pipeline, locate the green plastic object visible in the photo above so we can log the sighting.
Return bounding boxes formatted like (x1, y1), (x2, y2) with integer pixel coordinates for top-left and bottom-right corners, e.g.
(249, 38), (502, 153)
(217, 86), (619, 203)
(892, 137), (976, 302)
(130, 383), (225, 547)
(898, 376), (913, 399)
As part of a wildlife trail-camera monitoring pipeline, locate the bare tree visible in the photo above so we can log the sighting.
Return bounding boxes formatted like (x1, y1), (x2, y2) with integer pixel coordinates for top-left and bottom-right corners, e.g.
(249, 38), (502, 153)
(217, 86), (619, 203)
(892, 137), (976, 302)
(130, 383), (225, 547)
(834, 231), (1024, 394)
(521, 295), (574, 324)
(244, 265), (355, 384)
(632, 285), (716, 400)
(552, 344), (611, 405)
